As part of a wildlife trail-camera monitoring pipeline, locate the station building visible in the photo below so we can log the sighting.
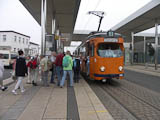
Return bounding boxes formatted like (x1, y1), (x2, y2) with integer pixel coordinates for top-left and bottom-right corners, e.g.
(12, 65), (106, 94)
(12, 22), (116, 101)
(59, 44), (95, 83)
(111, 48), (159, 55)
(28, 42), (40, 56)
(0, 31), (39, 56)
(0, 31), (30, 53)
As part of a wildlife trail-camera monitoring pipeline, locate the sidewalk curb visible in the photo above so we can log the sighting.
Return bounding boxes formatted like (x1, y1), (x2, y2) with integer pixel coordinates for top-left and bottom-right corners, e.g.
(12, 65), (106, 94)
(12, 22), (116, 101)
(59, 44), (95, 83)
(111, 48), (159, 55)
(125, 67), (160, 77)
(3, 77), (15, 87)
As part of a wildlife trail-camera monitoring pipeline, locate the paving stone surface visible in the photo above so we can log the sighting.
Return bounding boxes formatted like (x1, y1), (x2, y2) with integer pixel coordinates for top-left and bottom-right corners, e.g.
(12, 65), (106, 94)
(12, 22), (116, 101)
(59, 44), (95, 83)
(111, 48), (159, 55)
(0, 76), (112, 120)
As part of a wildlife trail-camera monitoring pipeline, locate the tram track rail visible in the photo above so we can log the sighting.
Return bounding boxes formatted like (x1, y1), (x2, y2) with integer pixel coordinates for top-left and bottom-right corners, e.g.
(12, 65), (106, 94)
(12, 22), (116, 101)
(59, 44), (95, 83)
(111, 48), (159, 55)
(102, 83), (160, 120)
(118, 79), (160, 112)
(84, 77), (137, 120)
(84, 74), (160, 120)
(100, 85), (139, 120)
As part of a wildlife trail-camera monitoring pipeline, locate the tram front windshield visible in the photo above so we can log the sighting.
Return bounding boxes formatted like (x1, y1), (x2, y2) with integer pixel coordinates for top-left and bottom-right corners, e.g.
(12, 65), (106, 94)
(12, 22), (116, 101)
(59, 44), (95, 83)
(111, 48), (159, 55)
(97, 43), (122, 58)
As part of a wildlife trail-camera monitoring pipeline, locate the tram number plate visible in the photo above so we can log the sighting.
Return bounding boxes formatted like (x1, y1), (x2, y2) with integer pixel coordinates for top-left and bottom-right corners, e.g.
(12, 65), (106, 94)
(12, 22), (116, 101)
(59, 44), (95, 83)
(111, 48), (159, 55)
(104, 38), (118, 42)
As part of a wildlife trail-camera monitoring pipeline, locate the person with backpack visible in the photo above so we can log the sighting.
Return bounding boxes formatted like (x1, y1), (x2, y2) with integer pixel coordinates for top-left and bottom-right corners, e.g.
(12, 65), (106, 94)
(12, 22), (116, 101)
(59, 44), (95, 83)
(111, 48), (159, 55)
(27, 57), (38, 86)
(60, 51), (73, 88)
(73, 55), (81, 83)
(12, 50), (27, 95)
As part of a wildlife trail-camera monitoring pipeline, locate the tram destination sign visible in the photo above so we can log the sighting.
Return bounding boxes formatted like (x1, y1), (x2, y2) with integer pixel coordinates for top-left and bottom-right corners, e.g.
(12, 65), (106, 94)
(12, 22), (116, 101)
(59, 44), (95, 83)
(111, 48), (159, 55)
(104, 38), (118, 42)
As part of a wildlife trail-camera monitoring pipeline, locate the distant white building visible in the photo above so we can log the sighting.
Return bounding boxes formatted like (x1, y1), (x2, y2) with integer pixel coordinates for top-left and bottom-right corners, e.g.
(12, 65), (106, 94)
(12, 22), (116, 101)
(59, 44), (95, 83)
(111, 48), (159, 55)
(29, 42), (40, 56)
(0, 31), (40, 56)
(0, 31), (30, 53)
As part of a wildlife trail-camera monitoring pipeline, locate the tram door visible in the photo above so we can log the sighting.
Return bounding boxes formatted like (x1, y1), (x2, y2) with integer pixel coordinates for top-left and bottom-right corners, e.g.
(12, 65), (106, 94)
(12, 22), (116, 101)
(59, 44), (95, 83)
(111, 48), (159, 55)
(89, 42), (95, 79)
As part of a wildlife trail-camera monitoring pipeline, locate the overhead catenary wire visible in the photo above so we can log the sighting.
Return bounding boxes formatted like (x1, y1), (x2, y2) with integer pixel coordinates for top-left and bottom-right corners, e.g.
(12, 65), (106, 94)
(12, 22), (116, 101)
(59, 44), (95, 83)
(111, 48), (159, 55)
(83, 0), (103, 31)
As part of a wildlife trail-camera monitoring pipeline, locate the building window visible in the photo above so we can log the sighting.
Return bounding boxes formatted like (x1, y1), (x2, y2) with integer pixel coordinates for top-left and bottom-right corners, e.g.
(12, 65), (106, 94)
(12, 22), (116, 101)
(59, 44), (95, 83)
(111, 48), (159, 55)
(14, 48), (16, 52)
(26, 39), (28, 44)
(23, 38), (24, 44)
(14, 36), (17, 42)
(19, 37), (21, 43)
(3, 35), (6, 42)
(27, 39), (29, 44)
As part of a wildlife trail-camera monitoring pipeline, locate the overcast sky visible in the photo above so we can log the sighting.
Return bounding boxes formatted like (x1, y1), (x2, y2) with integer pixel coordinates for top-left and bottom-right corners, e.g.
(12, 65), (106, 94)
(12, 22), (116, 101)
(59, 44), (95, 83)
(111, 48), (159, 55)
(0, 0), (154, 46)
(74, 0), (151, 33)
(0, 0), (41, 45)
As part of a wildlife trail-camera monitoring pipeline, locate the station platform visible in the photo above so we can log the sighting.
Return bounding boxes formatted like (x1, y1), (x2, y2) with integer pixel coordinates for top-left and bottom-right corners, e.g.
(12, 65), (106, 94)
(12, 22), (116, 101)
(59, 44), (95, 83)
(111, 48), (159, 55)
(1, 64), (160, 120)
(0, 76), (113, 120)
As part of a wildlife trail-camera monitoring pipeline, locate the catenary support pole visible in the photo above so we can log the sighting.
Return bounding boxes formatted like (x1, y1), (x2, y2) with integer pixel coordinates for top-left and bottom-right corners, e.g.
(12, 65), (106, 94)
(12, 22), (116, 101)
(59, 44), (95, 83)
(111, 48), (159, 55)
(131, 32), (134, 65)
(144, 36), (148, 68)
(155, 22), (158, 70)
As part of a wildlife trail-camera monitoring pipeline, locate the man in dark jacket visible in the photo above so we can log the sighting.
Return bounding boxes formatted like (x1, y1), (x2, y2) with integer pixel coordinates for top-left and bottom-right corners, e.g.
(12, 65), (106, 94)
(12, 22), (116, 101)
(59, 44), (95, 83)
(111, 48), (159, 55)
(12, 50), (27, 95)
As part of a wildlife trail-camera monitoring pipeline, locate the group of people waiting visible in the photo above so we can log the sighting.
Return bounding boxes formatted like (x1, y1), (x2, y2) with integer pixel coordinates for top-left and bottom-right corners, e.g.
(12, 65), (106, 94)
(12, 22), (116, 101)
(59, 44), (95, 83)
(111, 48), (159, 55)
(48, 50), (81, 88)
(0, 49), (81, 94)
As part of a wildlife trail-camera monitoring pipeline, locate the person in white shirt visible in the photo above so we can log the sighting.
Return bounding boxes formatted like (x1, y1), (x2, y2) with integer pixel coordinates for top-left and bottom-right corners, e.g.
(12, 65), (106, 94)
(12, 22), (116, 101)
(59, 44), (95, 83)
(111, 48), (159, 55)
(0, 54), (8, 91)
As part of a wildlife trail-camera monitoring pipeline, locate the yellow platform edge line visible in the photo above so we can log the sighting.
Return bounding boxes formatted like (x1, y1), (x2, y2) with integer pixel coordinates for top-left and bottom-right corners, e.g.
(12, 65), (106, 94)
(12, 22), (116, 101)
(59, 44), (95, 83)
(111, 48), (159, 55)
(88, 110), (108, 114)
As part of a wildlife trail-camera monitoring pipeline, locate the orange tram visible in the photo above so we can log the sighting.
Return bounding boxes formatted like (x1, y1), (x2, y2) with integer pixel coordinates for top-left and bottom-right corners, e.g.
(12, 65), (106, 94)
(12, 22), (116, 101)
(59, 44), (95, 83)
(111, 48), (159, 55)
(75, 31), (124, 82)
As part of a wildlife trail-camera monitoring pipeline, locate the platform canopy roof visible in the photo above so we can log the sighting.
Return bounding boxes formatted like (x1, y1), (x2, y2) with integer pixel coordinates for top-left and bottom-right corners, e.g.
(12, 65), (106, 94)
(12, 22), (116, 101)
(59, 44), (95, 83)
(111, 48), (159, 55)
(20, 0), (81, 34)
(111, 0), (160, 42)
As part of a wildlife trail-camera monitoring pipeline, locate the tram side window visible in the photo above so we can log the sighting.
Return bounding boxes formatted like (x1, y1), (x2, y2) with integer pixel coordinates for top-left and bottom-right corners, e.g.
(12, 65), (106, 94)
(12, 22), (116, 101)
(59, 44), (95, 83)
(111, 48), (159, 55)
(82, 47), (86, 56)
(90, 44), (94, 57)
(86, 42), (90, 56)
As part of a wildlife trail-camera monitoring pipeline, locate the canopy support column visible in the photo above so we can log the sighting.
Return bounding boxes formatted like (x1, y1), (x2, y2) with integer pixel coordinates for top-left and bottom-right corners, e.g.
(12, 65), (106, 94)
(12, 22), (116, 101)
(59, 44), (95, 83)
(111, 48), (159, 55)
(41, 0), (47, 55)
(51, 18), (57, 52)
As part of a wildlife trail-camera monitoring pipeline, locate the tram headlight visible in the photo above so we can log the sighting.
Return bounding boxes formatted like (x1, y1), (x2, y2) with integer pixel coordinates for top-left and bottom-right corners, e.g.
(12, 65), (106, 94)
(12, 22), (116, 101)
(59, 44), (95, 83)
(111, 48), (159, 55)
(100, 66), (105, 72)
(119, 66), (123, 71)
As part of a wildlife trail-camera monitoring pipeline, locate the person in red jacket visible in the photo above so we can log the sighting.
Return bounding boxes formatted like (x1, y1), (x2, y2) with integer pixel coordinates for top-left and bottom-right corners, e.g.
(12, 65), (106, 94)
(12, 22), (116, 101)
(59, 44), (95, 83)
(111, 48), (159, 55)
(55, 52), (64, 86)
(27, 57), (38, 86)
